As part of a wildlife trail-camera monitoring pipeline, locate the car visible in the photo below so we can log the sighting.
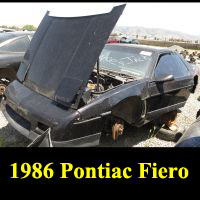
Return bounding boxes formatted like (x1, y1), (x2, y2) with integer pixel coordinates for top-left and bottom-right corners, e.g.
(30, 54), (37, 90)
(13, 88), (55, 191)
(0, 28), (16, 33)
(132, 39), (140, 44)
(0, 4), (198, 147)
(0, 34), (33, 95)
(120, 37), (139, 44)
(0, 31), (34, 44)
(107, 36), (120, 44)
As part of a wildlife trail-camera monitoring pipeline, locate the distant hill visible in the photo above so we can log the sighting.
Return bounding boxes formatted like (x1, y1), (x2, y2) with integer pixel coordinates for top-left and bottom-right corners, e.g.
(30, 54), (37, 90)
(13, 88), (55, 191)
(113, 26), (200, 41)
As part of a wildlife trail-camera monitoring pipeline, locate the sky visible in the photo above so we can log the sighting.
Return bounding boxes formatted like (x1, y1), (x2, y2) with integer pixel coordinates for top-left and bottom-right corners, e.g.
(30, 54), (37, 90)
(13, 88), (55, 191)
(0, 3), (200, 36)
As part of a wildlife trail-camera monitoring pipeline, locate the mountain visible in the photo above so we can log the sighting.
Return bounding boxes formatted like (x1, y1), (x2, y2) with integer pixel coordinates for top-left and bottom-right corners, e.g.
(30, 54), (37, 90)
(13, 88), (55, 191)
(113, 26), (200, 41)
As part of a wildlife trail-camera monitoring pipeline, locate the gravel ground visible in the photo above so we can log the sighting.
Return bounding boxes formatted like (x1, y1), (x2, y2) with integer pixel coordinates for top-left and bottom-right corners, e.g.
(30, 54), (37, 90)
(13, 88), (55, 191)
(0, 73), (200, 147)
(0, 111), (30, 147)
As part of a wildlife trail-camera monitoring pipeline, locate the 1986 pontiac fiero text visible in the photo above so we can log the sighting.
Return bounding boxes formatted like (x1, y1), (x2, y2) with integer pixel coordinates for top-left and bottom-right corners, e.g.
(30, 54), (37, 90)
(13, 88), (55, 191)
(10, 162), (189, 179)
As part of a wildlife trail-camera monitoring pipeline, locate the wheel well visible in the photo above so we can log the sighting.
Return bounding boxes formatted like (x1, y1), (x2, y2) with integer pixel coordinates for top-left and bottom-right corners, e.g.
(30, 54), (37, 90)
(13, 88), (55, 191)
(111, 96), (143, 125)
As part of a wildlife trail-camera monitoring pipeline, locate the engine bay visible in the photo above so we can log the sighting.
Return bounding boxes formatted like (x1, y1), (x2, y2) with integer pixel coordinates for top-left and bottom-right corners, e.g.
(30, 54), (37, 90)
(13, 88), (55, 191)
(80, 70), (135, 106)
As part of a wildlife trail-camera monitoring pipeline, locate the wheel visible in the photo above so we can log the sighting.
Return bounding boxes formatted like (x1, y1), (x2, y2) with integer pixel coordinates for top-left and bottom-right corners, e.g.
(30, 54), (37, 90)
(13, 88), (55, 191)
(112, 119), (124, 140)
(99, 117), (126, 146)
(0, 82), (6, 96)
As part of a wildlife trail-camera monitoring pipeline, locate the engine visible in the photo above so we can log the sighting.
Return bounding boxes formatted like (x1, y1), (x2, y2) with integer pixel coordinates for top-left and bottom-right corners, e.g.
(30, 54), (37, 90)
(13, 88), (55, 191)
(80, 71), (129, 106)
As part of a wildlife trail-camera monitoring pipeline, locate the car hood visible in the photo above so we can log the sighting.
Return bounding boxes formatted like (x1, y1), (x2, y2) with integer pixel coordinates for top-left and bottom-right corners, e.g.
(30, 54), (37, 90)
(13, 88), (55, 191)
(17, 4), (126, 108)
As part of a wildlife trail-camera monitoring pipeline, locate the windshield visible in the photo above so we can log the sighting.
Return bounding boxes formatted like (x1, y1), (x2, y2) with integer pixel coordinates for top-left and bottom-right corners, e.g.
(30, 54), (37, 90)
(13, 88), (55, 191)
(99, 45), (153, 77)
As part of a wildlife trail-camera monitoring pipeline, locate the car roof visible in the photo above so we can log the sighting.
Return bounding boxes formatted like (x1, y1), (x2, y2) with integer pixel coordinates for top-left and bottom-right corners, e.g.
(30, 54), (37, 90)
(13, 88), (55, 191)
(0, 31), (34, 44)
(106, 43), (173, 54)
(0, 35), (30, 48)
(0, 31), (34, 37)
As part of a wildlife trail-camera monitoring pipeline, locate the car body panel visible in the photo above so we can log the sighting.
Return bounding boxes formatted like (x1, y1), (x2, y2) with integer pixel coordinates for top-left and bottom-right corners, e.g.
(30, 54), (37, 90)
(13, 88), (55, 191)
(0, 35), (33, 84)
(146, 77), (193, 119)
(0, 35), (32, 69)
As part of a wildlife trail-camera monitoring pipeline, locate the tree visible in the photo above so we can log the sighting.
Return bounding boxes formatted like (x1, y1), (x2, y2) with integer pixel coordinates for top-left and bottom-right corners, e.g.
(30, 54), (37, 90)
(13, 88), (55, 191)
(22, 25), (37, 31)
(10, 26), (17, 30)
(1, 25), (8, 28)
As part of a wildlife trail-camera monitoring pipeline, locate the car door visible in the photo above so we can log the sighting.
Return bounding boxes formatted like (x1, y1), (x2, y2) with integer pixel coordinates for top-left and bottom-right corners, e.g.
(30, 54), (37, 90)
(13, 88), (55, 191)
(146, 52), (193, 119)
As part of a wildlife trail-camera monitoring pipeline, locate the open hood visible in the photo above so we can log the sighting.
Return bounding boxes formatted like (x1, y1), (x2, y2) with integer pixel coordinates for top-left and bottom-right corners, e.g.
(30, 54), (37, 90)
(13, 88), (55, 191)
(17, 4), (126, 108)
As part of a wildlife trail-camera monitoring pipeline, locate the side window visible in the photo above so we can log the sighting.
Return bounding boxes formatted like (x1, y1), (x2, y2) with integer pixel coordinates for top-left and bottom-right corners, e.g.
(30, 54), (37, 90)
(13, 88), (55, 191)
(155, 53), (190, 79)
(155, 54), (173, 78)
(171, 53), (190, 77)
(0, 36), (30, 52)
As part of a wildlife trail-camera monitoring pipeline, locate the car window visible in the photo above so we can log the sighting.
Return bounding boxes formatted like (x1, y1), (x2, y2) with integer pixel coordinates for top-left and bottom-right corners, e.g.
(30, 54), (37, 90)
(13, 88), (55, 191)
(171, 53), (190, 76)
(155, 53), (190, 79)
(99, 46), (153, 77)
(0, 36), (30, 52)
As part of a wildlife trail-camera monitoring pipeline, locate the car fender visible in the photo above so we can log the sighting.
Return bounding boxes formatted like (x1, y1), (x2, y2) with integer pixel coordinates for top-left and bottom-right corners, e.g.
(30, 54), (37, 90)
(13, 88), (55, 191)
(78, 79), (148, 124)
(111, 96), (144, 124)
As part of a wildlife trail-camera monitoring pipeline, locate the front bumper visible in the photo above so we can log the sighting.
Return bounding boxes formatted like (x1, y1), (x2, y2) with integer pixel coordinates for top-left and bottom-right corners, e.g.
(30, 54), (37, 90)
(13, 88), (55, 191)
(1, 100), (101, 147)
(1, 93), (101, 147)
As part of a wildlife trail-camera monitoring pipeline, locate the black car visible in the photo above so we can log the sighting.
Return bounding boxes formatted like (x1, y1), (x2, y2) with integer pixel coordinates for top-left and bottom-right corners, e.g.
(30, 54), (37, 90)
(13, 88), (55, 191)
(0, 31), (34, 44)
(0, 4), (198, 147)
(0, 34), (33, 95)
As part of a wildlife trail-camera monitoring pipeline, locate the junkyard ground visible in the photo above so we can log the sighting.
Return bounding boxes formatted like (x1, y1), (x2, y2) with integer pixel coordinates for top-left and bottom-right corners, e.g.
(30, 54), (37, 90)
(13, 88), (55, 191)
(0, 75), (200, 147)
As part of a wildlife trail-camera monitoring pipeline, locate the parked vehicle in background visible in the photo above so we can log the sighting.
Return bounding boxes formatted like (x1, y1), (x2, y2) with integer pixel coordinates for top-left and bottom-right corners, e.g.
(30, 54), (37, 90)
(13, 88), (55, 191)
(120, 36), (139, 44)
(0, 28), (16, 33)
(0, 34), (33, 95)
(107, 35), (120, 43)
(0, 31), (35, 44)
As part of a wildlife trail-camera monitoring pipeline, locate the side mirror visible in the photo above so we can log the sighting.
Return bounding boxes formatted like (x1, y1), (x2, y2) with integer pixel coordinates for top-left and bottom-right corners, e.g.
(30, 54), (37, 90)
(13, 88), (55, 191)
(155, 74), (174, 83)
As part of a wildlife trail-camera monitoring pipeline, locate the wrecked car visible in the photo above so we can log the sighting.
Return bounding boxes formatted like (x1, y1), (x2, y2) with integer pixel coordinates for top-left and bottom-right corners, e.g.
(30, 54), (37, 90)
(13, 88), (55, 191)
(0, 4), (198, 147)
(0, 34), (33, 95)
